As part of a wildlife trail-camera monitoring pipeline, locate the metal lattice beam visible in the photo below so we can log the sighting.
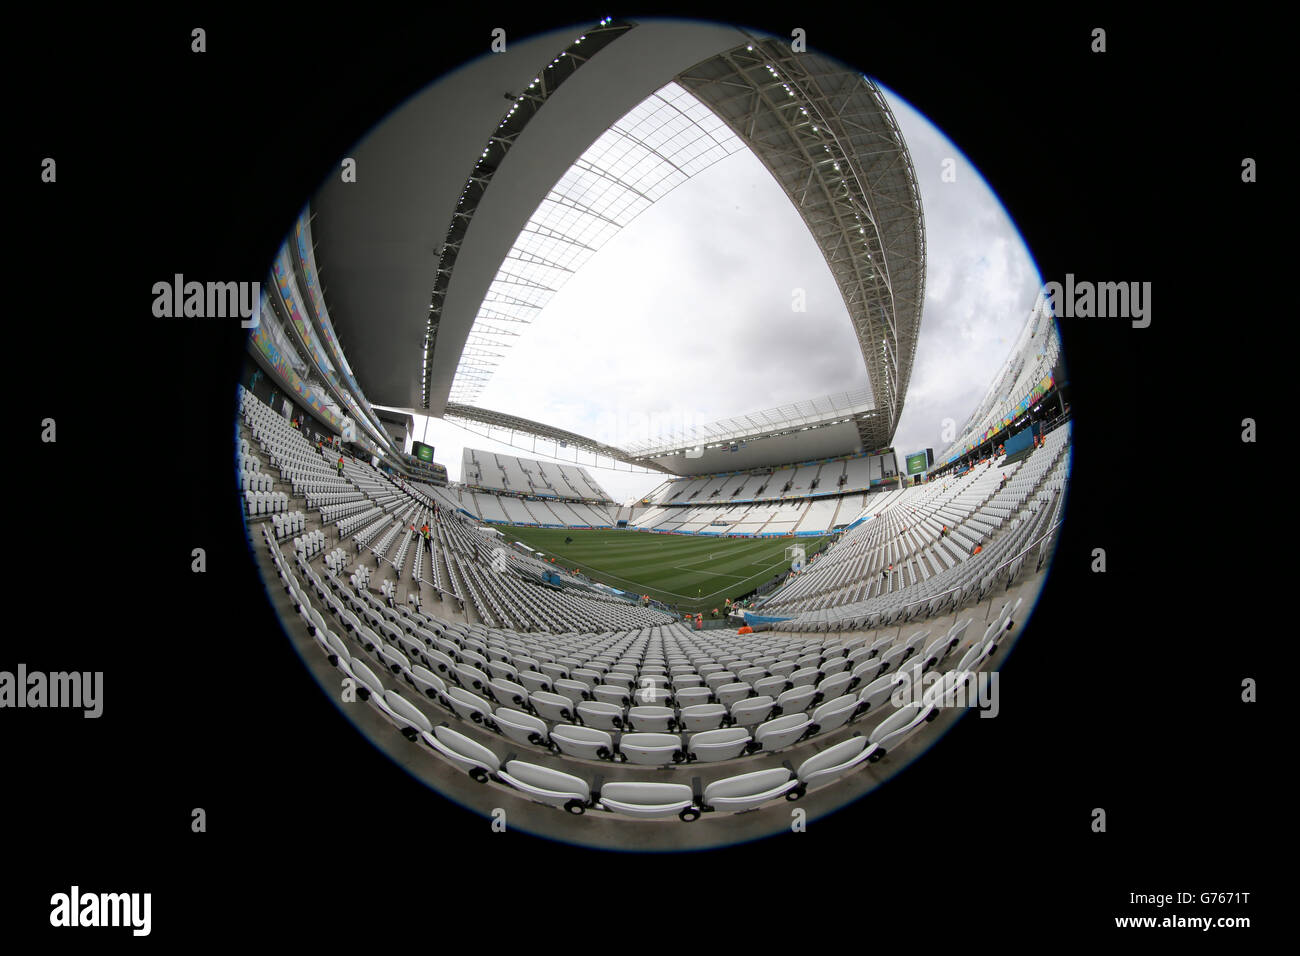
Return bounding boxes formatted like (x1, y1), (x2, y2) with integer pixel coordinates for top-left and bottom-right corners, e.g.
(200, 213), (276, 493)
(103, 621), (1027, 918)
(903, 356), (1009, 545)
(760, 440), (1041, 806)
(442, 402), (673, 473)
(676, 39), (926, 445)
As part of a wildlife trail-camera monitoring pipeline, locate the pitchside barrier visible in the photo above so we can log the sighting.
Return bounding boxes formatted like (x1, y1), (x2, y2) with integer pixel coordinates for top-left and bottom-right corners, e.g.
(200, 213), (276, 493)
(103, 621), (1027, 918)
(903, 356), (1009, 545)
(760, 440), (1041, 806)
(741, 612), (794, 625)
(692, 618), (734, 630)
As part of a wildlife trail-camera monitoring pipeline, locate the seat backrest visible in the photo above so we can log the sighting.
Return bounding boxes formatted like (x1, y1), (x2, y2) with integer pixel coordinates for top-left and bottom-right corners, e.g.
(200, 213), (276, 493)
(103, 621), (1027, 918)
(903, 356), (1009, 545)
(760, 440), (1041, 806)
(758, 713), (809, 736)
(681, 702), (725, 718)
(628, 705), (674, 720)
(504, 760), (589, 798)
(690, 727), (749, 747)
(734, 694), (773, 712)
(621, 733), (680, 749)
(495, 707), (545, 732)
(813, 694), (856, 719)
(704, 767), (792, 801)
(383, 691), (431, 731)
(870, 702), (927, 741)
(600, 781), (692, 805)
(552, 724), (609, 745)
(348, 659), (384, 696)
(799, 736), (870, 777)
(778, 686), (816, 706)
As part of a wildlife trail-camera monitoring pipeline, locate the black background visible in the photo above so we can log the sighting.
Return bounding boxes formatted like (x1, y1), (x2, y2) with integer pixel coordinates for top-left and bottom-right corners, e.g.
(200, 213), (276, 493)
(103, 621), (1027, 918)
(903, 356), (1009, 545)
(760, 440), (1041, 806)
(8, 5), (1278, 942)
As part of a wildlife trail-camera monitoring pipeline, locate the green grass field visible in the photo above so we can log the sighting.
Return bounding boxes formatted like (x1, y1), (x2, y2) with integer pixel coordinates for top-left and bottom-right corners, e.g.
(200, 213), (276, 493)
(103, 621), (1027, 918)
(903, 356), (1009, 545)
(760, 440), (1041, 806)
(498, 526), (831, 616)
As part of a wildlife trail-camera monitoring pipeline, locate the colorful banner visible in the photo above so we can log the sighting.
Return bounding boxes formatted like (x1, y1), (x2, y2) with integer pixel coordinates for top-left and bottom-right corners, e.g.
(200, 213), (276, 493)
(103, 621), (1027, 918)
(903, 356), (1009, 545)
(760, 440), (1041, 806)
(959, 371), (1056, 457)
(273, 247), (336, 382)
(249, 299), (342, 429)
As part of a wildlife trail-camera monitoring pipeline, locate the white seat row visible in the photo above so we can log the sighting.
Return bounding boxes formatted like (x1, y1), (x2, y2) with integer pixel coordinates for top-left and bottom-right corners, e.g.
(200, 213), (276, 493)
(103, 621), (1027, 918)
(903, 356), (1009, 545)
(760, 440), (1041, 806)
(245, 490), (288, 515)
(271, 511), (306, 538)
(300, 577), (935, 819)
(295, 530), (326, 559)
(238, 471), (273, 492)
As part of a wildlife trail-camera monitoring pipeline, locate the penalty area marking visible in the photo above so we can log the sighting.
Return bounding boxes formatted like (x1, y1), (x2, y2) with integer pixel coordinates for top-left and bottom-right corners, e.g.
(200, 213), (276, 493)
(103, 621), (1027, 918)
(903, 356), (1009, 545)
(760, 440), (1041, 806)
(671, 566), (747, 581)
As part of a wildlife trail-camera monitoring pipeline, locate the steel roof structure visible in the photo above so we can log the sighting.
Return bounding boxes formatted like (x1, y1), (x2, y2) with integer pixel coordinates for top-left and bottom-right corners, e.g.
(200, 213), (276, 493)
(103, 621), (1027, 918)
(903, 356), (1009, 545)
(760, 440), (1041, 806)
(309, 19), (925, 470)
(676, 38), (925, 450)
(442, 401), (673, 474)
(443, 36), (926, 450)
(623, 388), (881, 458)
(447, 80), (747, 405)
(441, 386), (890, 477)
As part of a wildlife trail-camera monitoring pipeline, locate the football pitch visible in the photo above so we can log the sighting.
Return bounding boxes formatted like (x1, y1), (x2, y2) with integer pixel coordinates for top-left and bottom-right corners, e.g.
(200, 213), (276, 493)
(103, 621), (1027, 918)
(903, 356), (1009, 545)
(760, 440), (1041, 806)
(498, 526), (831, 616)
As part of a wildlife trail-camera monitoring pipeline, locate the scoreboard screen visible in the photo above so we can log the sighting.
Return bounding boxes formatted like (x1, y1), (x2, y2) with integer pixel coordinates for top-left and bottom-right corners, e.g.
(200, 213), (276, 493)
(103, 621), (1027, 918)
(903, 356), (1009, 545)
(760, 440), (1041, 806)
(905, 452), (928, 475)
(412, 441), (435, 463)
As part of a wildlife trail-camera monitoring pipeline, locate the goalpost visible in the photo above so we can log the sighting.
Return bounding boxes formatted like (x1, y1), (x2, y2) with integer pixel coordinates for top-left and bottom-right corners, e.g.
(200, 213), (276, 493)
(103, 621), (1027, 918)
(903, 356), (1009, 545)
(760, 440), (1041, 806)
(784, 544), (806, 572)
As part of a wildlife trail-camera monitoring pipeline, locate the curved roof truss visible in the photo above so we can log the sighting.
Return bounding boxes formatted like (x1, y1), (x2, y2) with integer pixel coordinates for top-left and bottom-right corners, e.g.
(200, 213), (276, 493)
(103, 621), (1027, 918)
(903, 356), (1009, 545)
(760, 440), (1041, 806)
(675, 38), (926, 449)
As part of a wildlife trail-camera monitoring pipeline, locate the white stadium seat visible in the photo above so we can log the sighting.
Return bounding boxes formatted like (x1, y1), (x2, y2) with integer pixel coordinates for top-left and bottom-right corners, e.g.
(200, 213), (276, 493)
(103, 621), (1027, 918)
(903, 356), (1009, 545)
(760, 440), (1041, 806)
(598, 782), (698, 821)
(702, 767), (797, 813)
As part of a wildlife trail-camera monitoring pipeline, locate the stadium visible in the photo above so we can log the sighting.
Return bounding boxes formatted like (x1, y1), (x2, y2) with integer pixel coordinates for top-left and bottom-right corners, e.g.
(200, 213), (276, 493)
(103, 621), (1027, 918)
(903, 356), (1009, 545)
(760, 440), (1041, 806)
(237, 18), (1071, 850)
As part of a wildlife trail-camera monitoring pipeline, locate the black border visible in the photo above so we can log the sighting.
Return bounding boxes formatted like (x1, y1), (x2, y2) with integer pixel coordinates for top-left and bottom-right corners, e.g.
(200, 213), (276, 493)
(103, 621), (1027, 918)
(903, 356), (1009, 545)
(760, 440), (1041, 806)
(9, 5), (1277, 941)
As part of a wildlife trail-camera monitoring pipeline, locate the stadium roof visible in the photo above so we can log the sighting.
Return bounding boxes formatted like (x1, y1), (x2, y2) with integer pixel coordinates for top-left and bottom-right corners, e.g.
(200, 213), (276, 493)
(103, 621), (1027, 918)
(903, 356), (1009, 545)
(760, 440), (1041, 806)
(448, 80), (747, 405)
(442, 401), (674, 474)
(310, 19), (924, 457)
(631, 388), (892, 476)
(677, 39), (925, 449)
(437, 388), (888, 477)
(625, 388), (879, 456)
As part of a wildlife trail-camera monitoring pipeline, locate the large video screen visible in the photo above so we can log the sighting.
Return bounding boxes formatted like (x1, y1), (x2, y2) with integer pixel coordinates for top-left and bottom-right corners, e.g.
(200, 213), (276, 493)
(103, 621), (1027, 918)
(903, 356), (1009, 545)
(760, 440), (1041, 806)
(412, 441), (435, 463)
(905, 451), (928, 475)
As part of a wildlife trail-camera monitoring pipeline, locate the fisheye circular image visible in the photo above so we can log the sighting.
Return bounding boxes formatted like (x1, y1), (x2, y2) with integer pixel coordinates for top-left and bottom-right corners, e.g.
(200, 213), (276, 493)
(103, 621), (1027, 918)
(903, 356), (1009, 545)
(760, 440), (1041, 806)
(235, 17), (1071, 851)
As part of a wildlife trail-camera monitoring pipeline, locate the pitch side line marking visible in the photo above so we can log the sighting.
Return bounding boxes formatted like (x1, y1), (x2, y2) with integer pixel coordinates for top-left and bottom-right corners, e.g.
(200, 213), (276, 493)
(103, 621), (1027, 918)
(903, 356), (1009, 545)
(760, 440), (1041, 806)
(670, 566), (747, 581)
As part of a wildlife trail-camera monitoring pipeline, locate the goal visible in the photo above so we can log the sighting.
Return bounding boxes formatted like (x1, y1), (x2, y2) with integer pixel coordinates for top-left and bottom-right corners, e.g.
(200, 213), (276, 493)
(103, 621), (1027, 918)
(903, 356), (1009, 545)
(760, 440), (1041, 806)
(784, 544), (806, 572)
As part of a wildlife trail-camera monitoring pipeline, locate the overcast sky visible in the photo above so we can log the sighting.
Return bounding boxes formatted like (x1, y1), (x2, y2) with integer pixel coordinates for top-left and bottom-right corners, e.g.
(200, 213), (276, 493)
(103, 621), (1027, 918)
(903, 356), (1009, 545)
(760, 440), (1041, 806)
(414, 81), (1042, 504)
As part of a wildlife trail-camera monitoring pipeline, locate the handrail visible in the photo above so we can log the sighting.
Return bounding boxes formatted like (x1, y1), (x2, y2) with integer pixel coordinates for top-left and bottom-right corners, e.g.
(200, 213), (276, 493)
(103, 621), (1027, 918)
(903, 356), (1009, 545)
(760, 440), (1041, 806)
(883, 515), (1062, 615)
